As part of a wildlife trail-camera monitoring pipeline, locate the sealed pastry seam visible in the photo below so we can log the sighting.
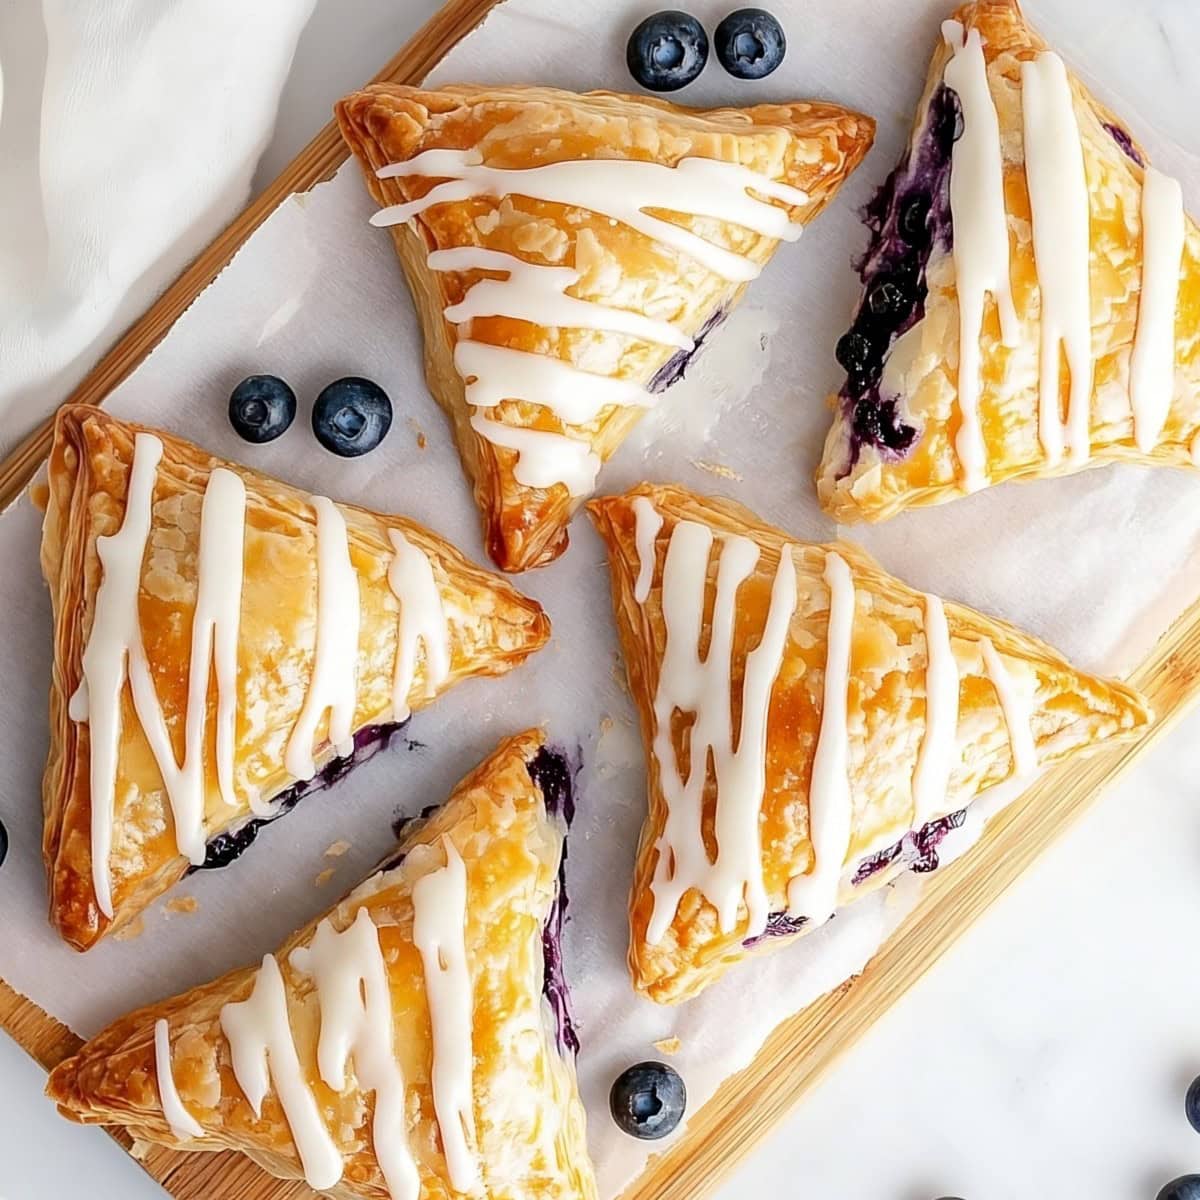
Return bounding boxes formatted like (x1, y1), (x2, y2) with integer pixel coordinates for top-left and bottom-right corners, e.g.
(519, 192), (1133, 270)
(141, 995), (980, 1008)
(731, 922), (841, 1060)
(47, 730), (597, 1200)
(41, 406), (550, 951)
(589, 483), (1151, 1003)
(817, 0), (1200, 522)
(336, 82), (875, 571)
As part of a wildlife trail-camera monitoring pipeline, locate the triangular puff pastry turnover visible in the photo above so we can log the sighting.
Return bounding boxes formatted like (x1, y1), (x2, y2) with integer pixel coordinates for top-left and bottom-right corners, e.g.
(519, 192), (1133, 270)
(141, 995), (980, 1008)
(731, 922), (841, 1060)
(42, 407), (549, 951)
(336, 83), (874, 571)
(817, 0), (1200, 521)
(48, 730), (596, 1200)
(589, 484), (1151, 1003)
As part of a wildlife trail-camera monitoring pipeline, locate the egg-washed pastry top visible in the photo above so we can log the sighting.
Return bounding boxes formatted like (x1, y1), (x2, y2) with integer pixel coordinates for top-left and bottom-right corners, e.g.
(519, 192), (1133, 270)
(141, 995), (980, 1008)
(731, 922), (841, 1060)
(336, 82), (875, 572)
(818, 0), (1200, 522)
(589, 484), (1151, 1004)
(41, 406), (549, 952)
(47, 729), (596, 1200)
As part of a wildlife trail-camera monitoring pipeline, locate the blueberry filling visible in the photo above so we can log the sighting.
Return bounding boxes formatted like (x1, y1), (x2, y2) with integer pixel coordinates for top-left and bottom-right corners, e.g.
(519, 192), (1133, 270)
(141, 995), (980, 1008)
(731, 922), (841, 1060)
(647, 308), (728, 394)
(742, 908), (808, 949)
(191, 722), (409, 872)
(529, 746), (582, 1058)
(834, 83), (963, 474)
(1103, 121), (1145, 168)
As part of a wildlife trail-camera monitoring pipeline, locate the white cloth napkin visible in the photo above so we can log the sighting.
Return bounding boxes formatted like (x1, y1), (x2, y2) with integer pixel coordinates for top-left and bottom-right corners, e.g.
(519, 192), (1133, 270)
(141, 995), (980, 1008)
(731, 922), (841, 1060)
(0, 0), (316, 454)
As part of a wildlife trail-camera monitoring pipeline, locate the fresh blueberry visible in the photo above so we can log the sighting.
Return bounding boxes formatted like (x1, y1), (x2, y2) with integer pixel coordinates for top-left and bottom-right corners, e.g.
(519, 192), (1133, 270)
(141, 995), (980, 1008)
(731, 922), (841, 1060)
(0, 818), (7, 869)
(1158, 1177), (1200, 1200)
(714, 8), (786, 80)
(610, 1061), (686, 1140)
(312, 377), (393, 457)
(228, 375), (296, 444)
(1187, 1075), (1200, 1134)
(626, 11), (708, 92)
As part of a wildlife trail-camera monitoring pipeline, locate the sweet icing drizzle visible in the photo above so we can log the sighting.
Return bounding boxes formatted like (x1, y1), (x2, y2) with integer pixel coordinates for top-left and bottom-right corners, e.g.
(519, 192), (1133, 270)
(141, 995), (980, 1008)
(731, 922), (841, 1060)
(911, 593), (961, 830)
(387, 530), (450, 722)
(1130, 167), (1185, 452)
(411, 838), (479, 1193)
(290, 909), (420, 1200)
(638, 506), (798, 944)
(786, 551), (855, 927)
(285, 497), (361, 781)
(631, 496), (663, 604)
(942, 20), (1018, 493)
(1021, 51), (1093, 468)
(154, 1019), (205, 1142)
(374, 147), (808, 494)
(979, 638), (1038, 776)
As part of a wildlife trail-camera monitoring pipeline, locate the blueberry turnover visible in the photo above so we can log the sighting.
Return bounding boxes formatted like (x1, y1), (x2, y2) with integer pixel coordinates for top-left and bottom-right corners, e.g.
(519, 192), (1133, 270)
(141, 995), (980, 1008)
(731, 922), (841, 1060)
(47, 731), (597, 1200)
(40, 407), (549, 951)
(336, 83), (874, 572)
(589, 484), (1151, 1003)
(818, 0), (1200, 522)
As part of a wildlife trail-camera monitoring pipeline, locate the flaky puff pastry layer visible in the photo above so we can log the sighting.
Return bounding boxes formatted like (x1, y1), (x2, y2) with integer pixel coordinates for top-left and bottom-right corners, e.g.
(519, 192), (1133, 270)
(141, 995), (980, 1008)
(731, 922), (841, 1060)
(590, 484), (1150, 1003)
(47, 730), (596, 1200)
(336, 83), (874, 571)
(818, 0), (1200, 521)
(41, 407), (550, 951)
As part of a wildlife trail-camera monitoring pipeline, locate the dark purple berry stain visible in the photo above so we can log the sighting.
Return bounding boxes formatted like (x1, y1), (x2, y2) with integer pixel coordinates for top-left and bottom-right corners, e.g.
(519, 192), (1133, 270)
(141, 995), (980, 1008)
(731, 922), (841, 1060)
(833, 83), (962, 476)
(648, 307), (728, 394)
(0, 818), (8, 869)
(742, 908), (808, 949)
(1103, 121), (1145, 168)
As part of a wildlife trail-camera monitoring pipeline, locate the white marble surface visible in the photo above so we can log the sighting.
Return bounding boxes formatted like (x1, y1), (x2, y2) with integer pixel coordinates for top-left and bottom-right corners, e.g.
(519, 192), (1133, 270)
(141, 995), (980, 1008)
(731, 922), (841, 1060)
(4, 1), (1200, 1198)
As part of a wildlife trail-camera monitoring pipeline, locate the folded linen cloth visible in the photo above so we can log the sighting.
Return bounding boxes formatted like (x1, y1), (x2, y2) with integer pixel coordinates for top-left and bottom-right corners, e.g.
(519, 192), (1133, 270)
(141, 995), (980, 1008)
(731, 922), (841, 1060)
(0, 0), (315, 454)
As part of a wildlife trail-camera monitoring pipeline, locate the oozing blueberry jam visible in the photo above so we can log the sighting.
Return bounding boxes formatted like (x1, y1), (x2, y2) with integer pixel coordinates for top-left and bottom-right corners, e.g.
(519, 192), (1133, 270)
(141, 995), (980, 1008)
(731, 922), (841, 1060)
(851, 808), (967, 886)
(1103, 121), (1145, 167)
(192, 722), (409, 872)
(742, 908), (808, 949)
(530, 746), (582, 1058)
(835, 83), (963, 474)
(647, 308), (728, 394)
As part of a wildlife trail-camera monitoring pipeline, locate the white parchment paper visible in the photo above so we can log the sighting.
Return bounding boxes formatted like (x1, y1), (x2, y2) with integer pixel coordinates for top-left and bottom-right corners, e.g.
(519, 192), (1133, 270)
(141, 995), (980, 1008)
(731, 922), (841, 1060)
(2, 1), (1199, 1195)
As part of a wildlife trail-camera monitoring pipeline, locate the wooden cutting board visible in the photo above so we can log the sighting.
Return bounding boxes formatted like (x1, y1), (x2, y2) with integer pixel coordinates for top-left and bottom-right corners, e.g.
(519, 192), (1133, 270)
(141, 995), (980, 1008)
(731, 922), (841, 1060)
(5, 1), (1200, 1198)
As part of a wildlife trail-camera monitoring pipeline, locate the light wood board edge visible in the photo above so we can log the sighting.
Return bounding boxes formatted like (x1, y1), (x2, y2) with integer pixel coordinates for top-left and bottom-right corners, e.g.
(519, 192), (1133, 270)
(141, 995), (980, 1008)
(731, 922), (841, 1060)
(0, 0), (505, 512)
(3, 0), (1198, 1195)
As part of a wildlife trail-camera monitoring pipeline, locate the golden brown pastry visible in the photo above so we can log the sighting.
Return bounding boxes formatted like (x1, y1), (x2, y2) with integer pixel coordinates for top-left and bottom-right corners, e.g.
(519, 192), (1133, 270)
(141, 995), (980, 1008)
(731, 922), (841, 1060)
(42, 406), (549, 952)
(589, 484), (1151, 1004)
(336, 82), (875, 572)
(817, 0), (1200, 522)
(48, 729), (595, 1200)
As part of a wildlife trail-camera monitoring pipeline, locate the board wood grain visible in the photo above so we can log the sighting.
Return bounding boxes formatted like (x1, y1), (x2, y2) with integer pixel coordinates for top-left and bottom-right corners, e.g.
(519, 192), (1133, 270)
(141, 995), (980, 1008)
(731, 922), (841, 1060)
(4, 1), (1199, 1198)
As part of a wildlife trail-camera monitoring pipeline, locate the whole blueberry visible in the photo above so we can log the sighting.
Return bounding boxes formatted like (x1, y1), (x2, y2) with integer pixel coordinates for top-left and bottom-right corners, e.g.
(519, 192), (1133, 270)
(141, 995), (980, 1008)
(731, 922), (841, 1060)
(1187, 1075), (1200, 1134)
(626, 11), (708, 92)
(1158, 1177), (1200, 1200)
(0, 818), (7, 869)
(835, 329), (878, 382)
(714, 8), (786, 80)
(312, 377), (393, 457)
(228, 375), (296, 444)
(610, 1061), (686, 1140)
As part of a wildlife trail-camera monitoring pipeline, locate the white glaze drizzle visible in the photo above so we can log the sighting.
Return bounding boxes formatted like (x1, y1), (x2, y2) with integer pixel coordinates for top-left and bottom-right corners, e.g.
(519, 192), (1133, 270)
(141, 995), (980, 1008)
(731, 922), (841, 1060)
(979, 637), (1038, 776)
(411, 837), (478, 1193)
(285, 497), (361, 781)
(387, 530), (450, 722)
(374, 148), (809, 283)
(786, 552), (855, 928)
(453, 339), (654, 425)
(469, 413), (601, 496)
(154, 1019), (205, 1142)
(290, 909), (420, 1200)
(645, 518), (798, 944)
(942, 20), (1019, 493)
(911, 593), (961, 829)
(220, 954), (344, 1190)
(430, 247), (692, 350)
(1021, 51), (1093, 468)
(631, 496), (664, 605)
(1130, 166), (1185, 452)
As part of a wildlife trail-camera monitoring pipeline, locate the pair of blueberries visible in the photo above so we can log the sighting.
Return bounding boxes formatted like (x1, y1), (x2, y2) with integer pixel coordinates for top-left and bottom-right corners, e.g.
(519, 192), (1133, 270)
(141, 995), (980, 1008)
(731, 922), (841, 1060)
(627, 8), (786, 92)
(229, 374), (393, 457)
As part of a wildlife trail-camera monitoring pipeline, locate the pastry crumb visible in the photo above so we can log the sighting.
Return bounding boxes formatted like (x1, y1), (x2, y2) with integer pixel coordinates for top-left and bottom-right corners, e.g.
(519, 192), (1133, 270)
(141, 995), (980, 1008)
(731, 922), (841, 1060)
(654, 1036), (682, 1056)
(164, 896), (198, 916)
(315, 867), (336, 887)
(324, 840), (352, 859)
(692, 458), (743, 482)
(114, 916), (145, 942)
(129, 1138), (155, 1161)
(417, 432), (427, 450)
